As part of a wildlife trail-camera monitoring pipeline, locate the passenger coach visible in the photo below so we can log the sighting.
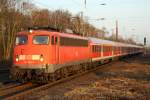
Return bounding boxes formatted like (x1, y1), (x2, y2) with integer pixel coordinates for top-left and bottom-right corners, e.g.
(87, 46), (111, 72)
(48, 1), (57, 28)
(89, 37), (143, 63)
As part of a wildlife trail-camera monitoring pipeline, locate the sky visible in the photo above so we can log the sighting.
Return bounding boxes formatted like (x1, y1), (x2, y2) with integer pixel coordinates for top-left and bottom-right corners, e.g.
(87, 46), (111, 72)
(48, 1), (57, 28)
(32, 0), (150, 46)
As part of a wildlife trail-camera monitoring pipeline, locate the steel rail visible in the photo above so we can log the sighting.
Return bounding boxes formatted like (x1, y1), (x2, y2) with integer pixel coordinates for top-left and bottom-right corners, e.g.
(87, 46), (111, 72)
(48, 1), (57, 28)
(0, 83), (21, 91)
(0, 82), (35, 97)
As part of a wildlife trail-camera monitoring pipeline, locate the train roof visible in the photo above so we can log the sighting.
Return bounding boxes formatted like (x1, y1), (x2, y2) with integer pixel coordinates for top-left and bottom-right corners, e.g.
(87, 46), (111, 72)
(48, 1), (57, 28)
(88, 37), (143, 48)
(17, 30), (88, 40)
(58, 32), (88, 40)
(88, 37), (115, 45)
(17, 30), (142, 48)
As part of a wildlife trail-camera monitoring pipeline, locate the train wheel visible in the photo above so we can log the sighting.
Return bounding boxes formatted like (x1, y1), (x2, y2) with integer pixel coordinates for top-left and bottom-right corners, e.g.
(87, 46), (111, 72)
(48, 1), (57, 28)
(49, 73), (55, 82)
(61, 68), (67, 78)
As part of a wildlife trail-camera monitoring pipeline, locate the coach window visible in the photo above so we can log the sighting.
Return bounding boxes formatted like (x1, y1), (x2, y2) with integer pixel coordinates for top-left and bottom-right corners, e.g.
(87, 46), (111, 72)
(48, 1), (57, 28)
(98, 46), (100, 52)
(107, 46), (108, 52)
(97, 46), (99, 52)
(55, 37), (58, 45)
(110, 46), (112, 51)
(99, 46), (101, 52)
(103, 46), (106, 52)
(103, 46), (105, 52)
(92, 45), (94, 52)
(113, 47), (115, 52)
(105, 46), (106, 52)
(94, 45), (96, 52)
(51, 36), (55, 45)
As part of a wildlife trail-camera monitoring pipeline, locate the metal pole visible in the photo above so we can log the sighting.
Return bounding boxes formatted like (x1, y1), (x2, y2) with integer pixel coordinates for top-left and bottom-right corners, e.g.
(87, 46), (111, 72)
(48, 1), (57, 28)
(116, 20), (118, 41)
(80, 12), (85, 37)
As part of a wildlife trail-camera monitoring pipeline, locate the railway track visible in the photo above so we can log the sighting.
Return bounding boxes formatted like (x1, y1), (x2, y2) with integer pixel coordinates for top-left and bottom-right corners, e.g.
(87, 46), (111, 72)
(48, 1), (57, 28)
(3, 61), (115, 100)
(1, 56), (140, 100)
(0, 65), (10, 74)
(0, 69), (9, 74)
(0, 82), (39, 99)
(0, 82), (21, 91)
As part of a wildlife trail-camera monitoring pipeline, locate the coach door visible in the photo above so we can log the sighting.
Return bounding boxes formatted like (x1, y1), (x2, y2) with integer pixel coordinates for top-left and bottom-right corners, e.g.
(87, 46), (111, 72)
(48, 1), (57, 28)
(51, 35), (59, 64)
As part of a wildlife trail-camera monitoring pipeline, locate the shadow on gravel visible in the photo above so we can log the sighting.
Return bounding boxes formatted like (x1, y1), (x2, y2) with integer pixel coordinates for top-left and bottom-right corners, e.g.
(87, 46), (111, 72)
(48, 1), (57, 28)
(95, 71), (150, 82)
(137, 55), (150, 65)
(120, 54), (150, 65)
(0, 60), (12, 85)
(0, 73), (10, 86)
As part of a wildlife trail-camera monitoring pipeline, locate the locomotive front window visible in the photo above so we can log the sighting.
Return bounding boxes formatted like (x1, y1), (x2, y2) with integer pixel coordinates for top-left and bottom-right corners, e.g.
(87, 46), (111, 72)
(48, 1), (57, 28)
(15, 35), (27, 45)
(33, 36), (49, 45)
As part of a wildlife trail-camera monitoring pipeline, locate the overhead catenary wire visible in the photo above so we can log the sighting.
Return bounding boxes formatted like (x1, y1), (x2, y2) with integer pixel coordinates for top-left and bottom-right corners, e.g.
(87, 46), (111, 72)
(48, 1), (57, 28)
(32, 0), (54, 10)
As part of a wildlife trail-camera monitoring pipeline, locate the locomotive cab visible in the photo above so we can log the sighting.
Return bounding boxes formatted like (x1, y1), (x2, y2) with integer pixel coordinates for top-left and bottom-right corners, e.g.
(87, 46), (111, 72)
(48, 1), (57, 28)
(11, 30), (60, 82)
(13, 31), (51, 68)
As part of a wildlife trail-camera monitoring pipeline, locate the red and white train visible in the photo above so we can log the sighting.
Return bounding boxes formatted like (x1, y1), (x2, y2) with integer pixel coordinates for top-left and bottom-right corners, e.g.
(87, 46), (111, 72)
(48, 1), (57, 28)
(11, 29), (143, 83)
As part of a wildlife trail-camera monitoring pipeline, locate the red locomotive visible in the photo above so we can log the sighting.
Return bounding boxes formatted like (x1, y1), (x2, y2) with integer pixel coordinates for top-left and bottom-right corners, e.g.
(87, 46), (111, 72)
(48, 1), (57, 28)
(10, 28), (143, 83)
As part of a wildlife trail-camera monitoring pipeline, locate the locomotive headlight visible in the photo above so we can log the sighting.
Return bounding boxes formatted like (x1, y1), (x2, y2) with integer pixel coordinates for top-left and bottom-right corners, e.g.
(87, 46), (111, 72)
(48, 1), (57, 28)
(40, 58), (44, 62)
(16, 55), (19, 62)
(40, 55), (44, 62)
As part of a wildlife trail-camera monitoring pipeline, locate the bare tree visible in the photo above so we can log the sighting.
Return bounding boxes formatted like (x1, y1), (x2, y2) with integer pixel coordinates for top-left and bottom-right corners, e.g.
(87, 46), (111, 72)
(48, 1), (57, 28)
(0, 0), (32, 60)
(31, 9), (50, 26)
